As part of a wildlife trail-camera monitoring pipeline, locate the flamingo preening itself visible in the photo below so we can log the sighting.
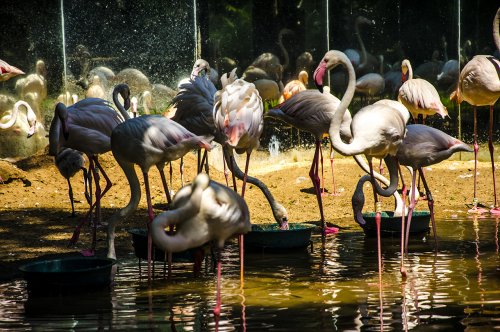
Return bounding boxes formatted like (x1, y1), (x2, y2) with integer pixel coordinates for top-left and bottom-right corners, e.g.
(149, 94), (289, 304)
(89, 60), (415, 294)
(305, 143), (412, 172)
(0, 100), (38, 137)
(152, 173), (251, 316)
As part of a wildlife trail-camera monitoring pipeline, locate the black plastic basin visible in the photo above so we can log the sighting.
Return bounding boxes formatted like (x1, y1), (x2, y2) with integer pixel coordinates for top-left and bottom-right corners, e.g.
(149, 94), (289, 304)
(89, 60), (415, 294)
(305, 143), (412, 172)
(245, 223), (315, 250)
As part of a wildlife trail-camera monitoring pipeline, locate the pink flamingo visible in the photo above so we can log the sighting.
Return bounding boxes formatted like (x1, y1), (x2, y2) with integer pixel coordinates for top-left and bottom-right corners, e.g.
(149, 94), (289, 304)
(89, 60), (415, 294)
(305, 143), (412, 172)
(213, 71), (264, 282)
(151, 173), (251, 316)
(316, 50), (409, 327)
(450, 8), (500, 214)
(0, 59), (24, 82)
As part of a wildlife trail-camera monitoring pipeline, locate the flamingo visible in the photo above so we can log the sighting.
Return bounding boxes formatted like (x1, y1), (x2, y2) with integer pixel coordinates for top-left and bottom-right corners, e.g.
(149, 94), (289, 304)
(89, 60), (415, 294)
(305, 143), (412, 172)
(398, 59), (448, 123)
(396, 124), (473, 253)
(0, 59), (24, 82)
(316, 50), (409, 324)
(107, 114), (212, 281)
(0, 100), (37, 137)
(15, 60), (47, 110)
(213, 74), (263, 281)
(268, 89), (352, 235)
(151, 173), (251, 316)
(48, 85), (131, 256)
(279, 70), (308, 103)
(450, 7), (500, 214)
(171, 66), (288, 230)
(54, 148), (89, 217)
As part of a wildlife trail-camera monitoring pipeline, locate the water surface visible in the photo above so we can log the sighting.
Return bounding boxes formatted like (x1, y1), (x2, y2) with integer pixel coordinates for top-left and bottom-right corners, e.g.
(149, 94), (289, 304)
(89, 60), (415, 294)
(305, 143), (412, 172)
(1, 216), (499, 331)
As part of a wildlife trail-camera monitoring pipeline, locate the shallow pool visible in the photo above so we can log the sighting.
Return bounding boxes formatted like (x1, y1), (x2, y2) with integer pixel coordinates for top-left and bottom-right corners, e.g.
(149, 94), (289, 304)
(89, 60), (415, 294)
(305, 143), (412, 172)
(1, 216), (499, 331)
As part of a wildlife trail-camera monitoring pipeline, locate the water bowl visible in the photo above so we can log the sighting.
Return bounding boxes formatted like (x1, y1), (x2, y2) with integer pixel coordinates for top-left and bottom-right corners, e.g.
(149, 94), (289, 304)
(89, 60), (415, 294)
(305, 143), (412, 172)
(360, 210), (431, 237)
(128, 228), (204, 263)
(245, 223), (315, 251)
(19, 257), (116, 294)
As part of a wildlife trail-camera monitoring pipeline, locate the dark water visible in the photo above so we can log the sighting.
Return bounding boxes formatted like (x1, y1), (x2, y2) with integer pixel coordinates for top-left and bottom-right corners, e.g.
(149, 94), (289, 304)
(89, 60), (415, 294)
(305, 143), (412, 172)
(1, 216), (499, 331)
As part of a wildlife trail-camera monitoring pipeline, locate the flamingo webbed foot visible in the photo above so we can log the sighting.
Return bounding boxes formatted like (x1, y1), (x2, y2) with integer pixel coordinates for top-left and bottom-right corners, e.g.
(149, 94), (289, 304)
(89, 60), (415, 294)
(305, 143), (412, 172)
(468, 206), (488, 215)
(324, 226), (339, 235)
(490, 207), (500, 215)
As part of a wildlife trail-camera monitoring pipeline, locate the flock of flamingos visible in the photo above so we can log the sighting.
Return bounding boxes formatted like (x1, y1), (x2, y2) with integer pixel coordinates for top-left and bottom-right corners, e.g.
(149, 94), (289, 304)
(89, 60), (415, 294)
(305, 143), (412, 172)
(0, 7), (499, 322)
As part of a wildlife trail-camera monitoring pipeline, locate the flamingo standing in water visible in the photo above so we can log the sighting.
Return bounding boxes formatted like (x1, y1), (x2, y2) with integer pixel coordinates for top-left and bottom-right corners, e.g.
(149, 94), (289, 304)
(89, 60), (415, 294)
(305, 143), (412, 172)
(49, 84), (131, 256)
(316, 50), (409, 326)
(152, 173), (251, 316)
(213, 71), (263, 281)
(396, 124), (473, 253)
(0, 59), (24, 82)
(398, 59), (448, 123)
(268, 85), (352, 235)
(450, 8), (500, 214)
(108, 114), (212, 281)
(172, 63), (288, 229)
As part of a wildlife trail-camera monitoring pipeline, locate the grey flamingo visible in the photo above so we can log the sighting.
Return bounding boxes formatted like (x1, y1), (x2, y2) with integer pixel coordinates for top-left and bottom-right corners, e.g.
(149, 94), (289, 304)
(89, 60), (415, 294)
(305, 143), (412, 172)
(268, 89), (352, 235)
(49, 85), (131, 256)
(107, 114), (212, 281)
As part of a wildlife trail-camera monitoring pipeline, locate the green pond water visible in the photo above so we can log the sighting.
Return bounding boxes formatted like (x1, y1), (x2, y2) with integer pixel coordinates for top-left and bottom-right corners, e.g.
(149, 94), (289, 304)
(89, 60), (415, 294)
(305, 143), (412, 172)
(0, 216), (499, 331)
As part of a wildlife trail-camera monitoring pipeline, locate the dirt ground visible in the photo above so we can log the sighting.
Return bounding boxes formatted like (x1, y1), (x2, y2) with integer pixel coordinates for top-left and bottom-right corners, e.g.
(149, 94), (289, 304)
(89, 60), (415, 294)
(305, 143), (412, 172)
(0, 144), (496, 282)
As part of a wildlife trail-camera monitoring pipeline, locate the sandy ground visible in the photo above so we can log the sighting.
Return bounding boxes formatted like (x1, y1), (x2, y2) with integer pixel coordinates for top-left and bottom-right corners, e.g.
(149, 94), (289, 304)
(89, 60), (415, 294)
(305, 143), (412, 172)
(0, 144), (496, 281)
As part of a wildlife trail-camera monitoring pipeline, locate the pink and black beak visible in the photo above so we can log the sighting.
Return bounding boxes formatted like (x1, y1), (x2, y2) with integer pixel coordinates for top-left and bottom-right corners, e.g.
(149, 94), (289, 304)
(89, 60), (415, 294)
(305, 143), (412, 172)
(313, 60), (328, 93)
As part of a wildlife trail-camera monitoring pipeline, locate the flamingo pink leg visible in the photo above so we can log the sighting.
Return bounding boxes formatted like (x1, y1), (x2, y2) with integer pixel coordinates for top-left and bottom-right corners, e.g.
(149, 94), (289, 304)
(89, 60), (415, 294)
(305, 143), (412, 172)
(418, 168), (438, 250)
(488, 105), (500, 214)
(310, 140), (327, 235)
(369, 160), (384, 328)
(469, 107), (488, 214)
(214, 249), (222, 316)
(404, 170), (418, 255)
(143, 171), (154, 282)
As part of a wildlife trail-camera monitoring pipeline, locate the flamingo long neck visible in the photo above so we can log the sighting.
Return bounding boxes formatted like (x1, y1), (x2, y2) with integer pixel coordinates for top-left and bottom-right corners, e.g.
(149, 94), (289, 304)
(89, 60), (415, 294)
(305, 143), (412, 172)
(0, 101), (21, 129)
(494, 8), (500, 53)
(352, 174), (370, 226)
(113, 89), (131, 121)
(223, 147), (288, 228)
(353, 155), (406, 215)
(278, 28), (290, 71)
(327, 51), (366, 156)
(371, 155), (400, 197)
(407, 61), (413, 80)
(151, 174), (208, 253)
(355, 19), (368, 66)
(48, 113), (61, 156)
(106, 159), (141, 259)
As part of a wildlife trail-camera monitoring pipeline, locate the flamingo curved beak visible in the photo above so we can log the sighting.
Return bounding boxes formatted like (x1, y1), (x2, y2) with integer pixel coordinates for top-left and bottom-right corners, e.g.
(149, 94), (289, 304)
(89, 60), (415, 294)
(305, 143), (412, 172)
(313, 62), (327, 93)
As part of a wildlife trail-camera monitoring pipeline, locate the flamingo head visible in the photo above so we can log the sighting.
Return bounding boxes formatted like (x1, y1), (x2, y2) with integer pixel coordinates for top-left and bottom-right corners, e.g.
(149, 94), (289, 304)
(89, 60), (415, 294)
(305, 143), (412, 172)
(400, 59), (411, 82)
(314, 50), (348, 93)
(191, 59), (210, 80)
(116, 83), (131, 110)
(131, 96), (138, 116)
(26, 108), (37, 138)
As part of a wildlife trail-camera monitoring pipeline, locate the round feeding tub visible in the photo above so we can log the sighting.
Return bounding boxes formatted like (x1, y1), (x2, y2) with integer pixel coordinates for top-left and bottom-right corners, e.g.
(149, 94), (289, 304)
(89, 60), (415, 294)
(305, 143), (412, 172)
(128, 228), (203, 263)
(245, 223), (315, 251)
(360, 210), (431, 237)
(19, 257), (116, 294)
